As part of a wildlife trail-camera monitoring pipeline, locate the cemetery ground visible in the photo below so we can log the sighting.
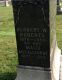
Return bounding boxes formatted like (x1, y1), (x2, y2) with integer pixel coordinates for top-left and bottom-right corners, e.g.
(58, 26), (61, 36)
(0, 6), (62, 80)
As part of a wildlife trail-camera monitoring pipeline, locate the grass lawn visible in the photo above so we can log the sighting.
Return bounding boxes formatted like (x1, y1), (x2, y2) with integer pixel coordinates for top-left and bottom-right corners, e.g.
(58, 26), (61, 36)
(0, 6), (18, 80)
(56, 15), (62, 51)
(0, 6), (62, 80)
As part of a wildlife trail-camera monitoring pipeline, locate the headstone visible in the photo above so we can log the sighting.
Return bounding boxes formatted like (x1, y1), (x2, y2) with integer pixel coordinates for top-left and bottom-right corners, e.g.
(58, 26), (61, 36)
(57, 0), (62, 14)
(5, 0), (10, 6)
(11, 0), (61, 80)
(57, 0), (60, 5)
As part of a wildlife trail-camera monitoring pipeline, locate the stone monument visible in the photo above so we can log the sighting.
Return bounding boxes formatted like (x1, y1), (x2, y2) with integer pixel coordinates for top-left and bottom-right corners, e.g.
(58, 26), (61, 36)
(57, 0), (62, 14)
(11, 0), (61, 80)
(5, 0), (10, 6)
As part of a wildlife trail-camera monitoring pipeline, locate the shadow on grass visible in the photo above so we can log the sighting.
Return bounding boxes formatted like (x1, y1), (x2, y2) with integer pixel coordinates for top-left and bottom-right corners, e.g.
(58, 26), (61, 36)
(0, 72), (16, 80)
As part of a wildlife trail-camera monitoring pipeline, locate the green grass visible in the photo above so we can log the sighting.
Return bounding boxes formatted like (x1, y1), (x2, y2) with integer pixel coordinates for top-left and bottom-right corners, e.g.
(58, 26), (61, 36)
(0, 6), (18, 80)
(0, 6), (15, 32)
(0, 6), (62, 80)
(56, 15), (62, 52)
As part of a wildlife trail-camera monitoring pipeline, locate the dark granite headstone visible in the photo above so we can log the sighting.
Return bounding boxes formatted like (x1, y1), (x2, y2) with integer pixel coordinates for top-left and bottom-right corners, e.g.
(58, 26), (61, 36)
(12, 0), (57, 69)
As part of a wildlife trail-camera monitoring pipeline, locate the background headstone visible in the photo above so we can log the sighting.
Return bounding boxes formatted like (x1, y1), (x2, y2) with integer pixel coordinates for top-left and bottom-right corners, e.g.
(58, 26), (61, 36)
(57, 0), (62, 14)
(5, 0), (10, 6)
(57, 0), (61, 5)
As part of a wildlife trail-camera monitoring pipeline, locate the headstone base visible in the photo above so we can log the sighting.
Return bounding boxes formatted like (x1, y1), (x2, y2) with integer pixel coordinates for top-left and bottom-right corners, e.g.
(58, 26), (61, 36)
(15, 66), (51, 80)
(15, 47), (61, 80)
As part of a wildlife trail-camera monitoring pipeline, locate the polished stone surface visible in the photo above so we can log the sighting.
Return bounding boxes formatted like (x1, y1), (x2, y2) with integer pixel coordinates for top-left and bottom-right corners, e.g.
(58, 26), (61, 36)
(12, 0), (50, 68)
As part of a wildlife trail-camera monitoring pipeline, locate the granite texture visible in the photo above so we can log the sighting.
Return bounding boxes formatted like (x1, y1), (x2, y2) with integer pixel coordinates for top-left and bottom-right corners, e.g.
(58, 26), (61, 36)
(12, 0), (57, 68)
(12, 0), (50, 68)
